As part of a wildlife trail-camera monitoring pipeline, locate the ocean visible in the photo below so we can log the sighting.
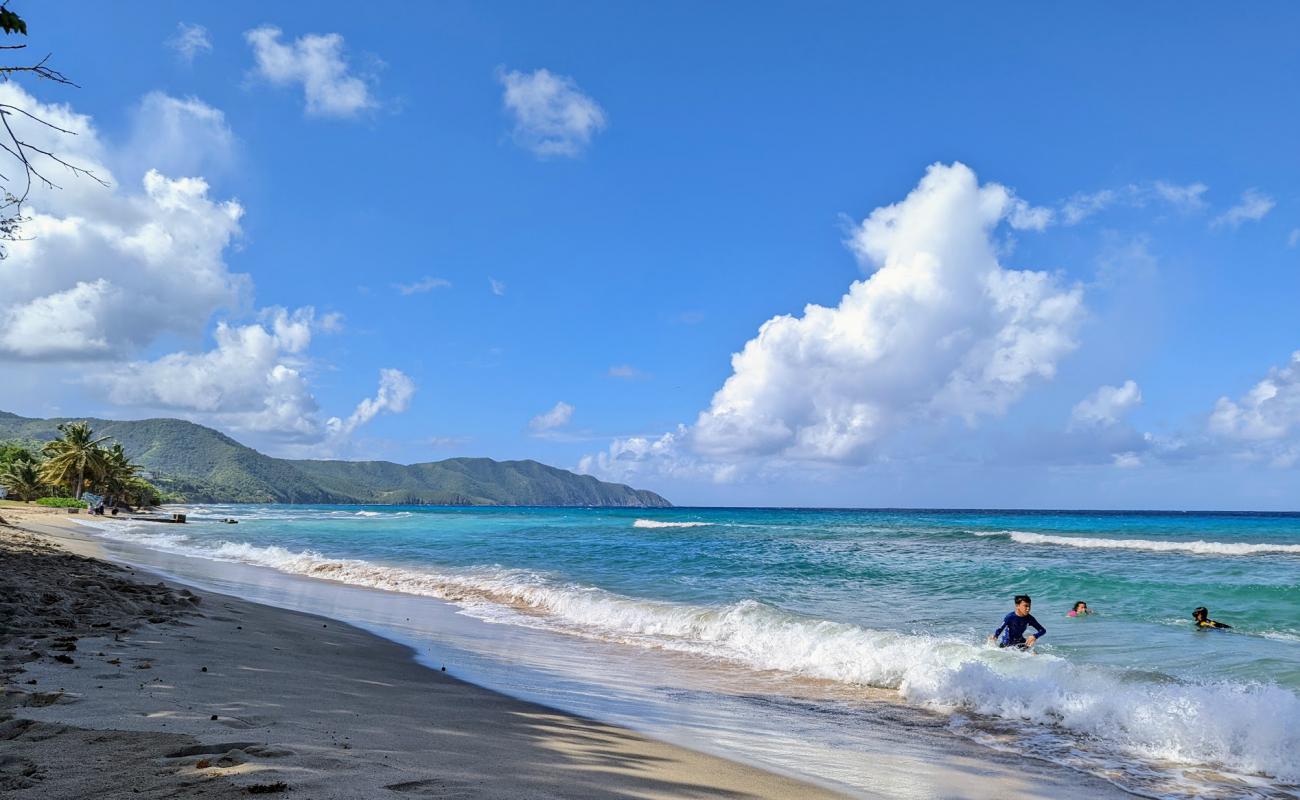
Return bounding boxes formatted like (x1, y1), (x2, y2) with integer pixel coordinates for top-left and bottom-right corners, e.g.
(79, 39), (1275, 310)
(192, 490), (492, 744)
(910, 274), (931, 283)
(79, 506), (1300, 799)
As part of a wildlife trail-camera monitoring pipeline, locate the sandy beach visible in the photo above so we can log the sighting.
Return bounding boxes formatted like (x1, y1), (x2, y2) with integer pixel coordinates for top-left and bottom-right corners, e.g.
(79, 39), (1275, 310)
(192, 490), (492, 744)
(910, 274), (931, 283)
(1, 506), (847, 799)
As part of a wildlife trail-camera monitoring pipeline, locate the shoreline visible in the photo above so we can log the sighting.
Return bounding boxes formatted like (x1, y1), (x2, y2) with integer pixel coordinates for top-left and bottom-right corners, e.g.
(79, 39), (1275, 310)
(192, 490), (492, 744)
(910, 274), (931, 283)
(1, 508), (849, 799)
(1, 505), (1143, 799)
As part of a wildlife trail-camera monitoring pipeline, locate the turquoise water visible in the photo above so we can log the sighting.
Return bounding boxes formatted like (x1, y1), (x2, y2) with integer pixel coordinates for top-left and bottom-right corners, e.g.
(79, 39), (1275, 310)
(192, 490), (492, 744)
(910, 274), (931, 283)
(87, 506), (1300, 797)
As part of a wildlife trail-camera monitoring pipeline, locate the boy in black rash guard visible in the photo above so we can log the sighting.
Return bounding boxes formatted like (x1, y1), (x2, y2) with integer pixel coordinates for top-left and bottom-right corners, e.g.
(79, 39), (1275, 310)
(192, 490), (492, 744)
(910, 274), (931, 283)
(989, 594), (1046, 649)
(1192, 606), (1232, 629)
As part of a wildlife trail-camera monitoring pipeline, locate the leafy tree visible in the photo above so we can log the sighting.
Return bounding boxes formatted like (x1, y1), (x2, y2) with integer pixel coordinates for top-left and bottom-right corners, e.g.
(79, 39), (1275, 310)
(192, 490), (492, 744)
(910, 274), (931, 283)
(0, 440), (36, 468)
(39, 421), (108, 499)
(0, 450), (42, 499)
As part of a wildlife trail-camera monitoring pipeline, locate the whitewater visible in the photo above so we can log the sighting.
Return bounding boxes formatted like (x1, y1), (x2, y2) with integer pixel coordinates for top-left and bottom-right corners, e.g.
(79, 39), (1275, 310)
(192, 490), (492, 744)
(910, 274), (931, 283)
(80, 506), (1300, 799)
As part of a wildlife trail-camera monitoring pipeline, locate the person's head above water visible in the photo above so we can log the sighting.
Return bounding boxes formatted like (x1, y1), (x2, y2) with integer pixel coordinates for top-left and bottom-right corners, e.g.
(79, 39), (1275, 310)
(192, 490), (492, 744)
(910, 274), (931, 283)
(1014, 594), (1032, 616)
(1193, 606), (1209, 622)
(1071, 601), (1088, 616)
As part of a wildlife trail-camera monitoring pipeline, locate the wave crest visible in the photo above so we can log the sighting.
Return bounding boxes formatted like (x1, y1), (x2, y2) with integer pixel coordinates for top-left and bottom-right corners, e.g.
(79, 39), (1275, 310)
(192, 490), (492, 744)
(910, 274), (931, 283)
(989, 530), (1300, 556)
(633, 519), (711, 528)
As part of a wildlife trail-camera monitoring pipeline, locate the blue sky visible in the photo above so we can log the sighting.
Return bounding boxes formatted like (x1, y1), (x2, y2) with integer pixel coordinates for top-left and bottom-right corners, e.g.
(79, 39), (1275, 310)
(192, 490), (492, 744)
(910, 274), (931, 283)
(2, 2), (1298, 508)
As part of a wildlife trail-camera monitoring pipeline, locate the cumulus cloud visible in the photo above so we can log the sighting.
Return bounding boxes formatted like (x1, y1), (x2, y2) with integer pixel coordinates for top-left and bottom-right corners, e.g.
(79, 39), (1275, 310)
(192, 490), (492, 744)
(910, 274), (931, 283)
(395, 276), (452, 295)
(498, 68), (606, 157)
(1071, 380), (1142, 428)
(245, 26), (376, 118)
(0, 86), (246, 361)
(1208, 352), (1300, 444)
(326, 368), (416, 437)
(168, 22), (212, 63)
(582, 163), (1085, 481)
(96, 307), (413, 445)
(693, 162), (1084, 463)
(530, 401), (574, 432)
(98, 308), (326, 440)
(1212, 189), (1274, 229)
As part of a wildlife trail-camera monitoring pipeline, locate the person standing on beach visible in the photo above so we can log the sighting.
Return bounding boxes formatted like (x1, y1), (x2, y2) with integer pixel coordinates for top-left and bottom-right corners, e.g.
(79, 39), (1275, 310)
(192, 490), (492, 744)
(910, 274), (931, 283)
(989, 594), (1046, 649)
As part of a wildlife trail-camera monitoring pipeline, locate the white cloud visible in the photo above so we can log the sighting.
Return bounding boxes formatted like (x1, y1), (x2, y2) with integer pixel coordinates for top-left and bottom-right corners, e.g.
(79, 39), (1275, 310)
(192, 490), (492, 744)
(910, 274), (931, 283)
(395, 277), (451, 295)
(1287, 228), (1299, 248)
(1071, 380), (1142, 428)
(498, 68), (606, 157)
(582, 163), (1085, 483)
(1152, 180), (1208, 211)
(0, 86), (246, 361)
(1112, 451), (1142, 469)
(530, 401), (574, 431)
(1061, 189), (1118, 225)
(1061, 181), (1207, 225)
(1212, 189), (1274, 229)
(96, 308), (412, 445)
(579, 425), (735, 483)
(1208, 352), (1300, 443)
(326, 368), (416, 437)
(1007, 198), (1054, 231)
(97, 307), (326, 440)
(245, 26), (375, 118)
(119, 92), (235, 183)
(693, 162), (1084, 463)
(168, 22), (212, 63)
(489, 278), (506, 296)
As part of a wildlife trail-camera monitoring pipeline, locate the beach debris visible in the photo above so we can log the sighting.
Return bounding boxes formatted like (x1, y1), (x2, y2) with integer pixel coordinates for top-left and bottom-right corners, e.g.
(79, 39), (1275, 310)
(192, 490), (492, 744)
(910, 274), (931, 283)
(211, 715), (218, 720)
(196, 759), (212, 769)
(201, 666), (207, 672)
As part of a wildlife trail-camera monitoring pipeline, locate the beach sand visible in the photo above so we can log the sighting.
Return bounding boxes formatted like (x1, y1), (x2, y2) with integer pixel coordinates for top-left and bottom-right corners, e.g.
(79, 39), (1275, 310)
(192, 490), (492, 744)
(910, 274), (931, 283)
(1, 506), (1137, 799)
(1, 507), (850, 799)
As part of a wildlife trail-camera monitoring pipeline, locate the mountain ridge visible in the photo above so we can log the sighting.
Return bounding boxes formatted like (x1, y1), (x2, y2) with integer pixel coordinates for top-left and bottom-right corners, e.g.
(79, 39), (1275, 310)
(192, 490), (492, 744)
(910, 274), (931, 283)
(0, 411), (670, 507)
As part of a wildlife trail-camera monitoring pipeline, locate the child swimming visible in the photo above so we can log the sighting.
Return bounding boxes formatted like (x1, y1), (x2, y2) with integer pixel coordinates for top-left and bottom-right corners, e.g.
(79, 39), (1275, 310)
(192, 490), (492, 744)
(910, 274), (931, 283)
(1067, 601), (1091, 617)
(1192, 606), (1232, 629)
(989, 594), (1047, 649)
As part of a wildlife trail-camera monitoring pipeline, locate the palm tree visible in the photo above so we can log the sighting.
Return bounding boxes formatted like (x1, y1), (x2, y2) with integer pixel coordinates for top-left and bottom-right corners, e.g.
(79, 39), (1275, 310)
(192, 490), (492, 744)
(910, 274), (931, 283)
(99, 442), (140, 502)
(39, 421), (109, 500)
(0, 455), (43, 501)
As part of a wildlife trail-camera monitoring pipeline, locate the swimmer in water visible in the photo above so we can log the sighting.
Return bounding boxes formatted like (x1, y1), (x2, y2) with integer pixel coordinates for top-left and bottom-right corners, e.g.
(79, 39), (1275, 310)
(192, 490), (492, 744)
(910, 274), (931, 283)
(1067, 601), (1092, 617)
(989, 594), (1046, 649)
(1192, 606), (1232, 629)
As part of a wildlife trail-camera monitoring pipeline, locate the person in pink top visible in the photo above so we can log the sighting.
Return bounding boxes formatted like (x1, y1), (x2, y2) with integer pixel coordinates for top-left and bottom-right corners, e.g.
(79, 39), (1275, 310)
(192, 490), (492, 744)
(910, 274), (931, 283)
(1067, 601), (1092, 617)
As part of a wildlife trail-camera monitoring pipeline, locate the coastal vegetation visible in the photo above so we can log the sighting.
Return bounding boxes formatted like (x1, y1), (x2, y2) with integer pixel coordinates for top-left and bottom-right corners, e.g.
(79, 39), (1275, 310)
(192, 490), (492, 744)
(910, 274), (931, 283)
(0, 412), (671, 507)
(0, 420), (161, 506)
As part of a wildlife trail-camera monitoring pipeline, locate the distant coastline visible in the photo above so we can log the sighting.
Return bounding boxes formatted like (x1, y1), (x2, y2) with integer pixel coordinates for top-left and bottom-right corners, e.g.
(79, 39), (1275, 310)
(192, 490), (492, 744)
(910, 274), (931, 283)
(0, 411), (669, 508)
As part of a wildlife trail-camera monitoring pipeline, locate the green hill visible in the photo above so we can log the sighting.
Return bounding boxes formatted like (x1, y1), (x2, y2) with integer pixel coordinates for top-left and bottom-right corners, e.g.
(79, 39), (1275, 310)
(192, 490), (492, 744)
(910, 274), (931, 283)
(0, 411), (670, 507)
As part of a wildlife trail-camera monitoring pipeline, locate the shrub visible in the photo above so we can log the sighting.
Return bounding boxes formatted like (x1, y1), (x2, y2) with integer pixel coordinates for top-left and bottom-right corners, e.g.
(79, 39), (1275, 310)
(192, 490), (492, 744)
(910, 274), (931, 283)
(35, 497), (87, 508)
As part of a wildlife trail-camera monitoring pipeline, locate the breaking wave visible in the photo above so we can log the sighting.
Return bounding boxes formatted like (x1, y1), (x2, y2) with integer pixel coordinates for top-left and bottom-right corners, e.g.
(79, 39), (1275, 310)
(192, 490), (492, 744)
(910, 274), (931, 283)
(86, 524), (1300, 783)
(633, 519), (712, 528)
(978, 530), (1300, 556)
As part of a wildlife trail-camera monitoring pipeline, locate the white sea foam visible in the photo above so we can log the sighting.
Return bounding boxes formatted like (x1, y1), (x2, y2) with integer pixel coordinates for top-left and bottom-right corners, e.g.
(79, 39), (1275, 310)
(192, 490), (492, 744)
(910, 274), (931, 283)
(85, 528), (1300, 782)
(633, 519), (712, 528)
(982, 530), (1300, 556)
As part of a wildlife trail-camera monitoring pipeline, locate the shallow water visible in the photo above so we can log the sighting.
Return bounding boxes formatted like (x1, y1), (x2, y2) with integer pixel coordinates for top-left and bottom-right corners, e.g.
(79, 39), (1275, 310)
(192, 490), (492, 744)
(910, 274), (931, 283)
(80, 506), (1300, 798)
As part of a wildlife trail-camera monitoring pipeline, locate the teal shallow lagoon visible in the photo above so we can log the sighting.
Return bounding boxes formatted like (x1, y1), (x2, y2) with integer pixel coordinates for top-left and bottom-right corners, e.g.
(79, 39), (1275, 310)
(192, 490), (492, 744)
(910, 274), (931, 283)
(83, 506), (1300, 798)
